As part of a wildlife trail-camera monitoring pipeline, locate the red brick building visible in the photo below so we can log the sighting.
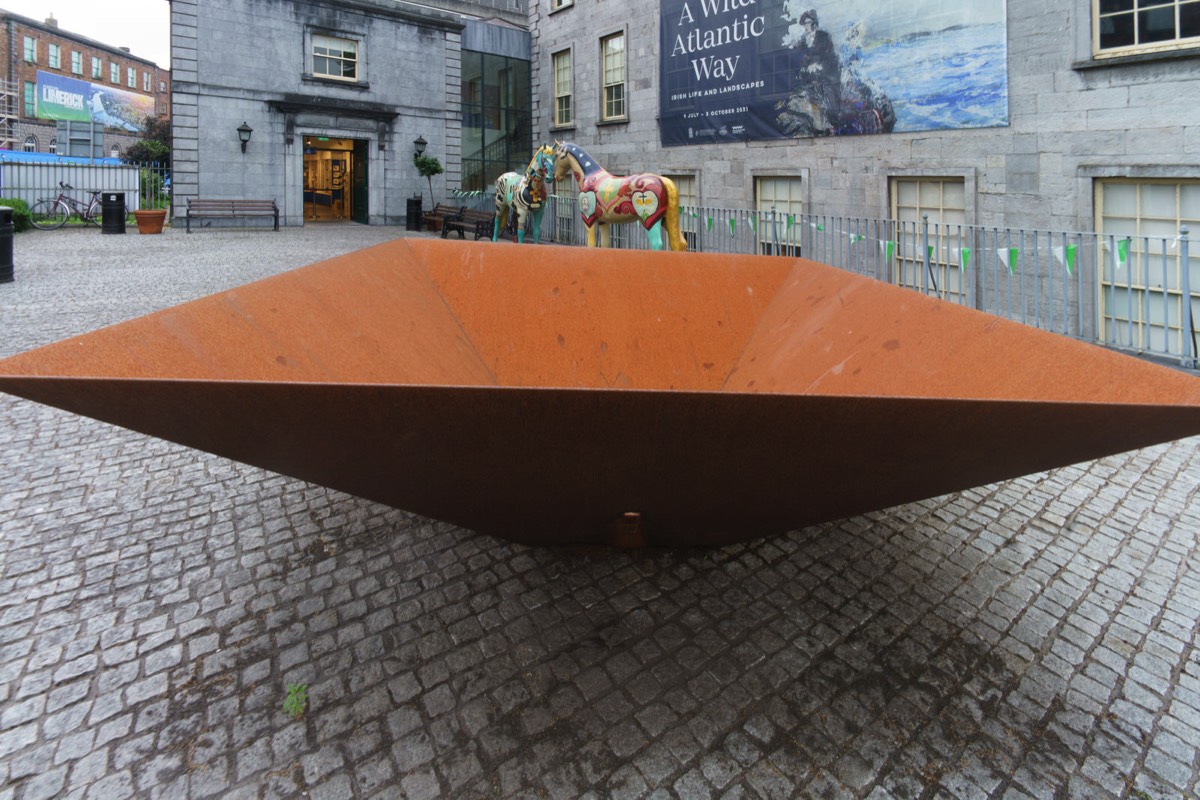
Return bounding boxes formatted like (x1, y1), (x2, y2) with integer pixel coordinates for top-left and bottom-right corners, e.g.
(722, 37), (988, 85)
(0, 9), (169, 156)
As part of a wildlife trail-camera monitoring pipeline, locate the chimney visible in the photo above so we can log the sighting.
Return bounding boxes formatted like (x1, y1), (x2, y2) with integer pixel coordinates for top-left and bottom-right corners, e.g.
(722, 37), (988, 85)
(45, 13), (58, 28)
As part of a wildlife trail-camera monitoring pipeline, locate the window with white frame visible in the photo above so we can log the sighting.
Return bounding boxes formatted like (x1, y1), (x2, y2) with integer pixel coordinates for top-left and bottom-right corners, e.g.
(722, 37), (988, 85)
(553, 50), (573, 127)
(550, 0), (573, 9)
(755, 177), (804, 256)
(666, 174), (698, 250)
(71, 51), (82, 75)
(49, 138), (57, 155)
(23, 135), (37, 153)
(23, 36), (36, 63)
(127, 67), (136, 88)
(1094, 0), (1200, 56)
(312, 34), (358, 81)
(601, 33), (626, 121)
(111, 63), (119, 83)
(1096, 179), (1200, 356)
(22, 82), (35, 118)
(48, 44), (60, 69)
(144, 72), (151, 91)
(92, 56), (102, 79)
(890, 177), (968, 302)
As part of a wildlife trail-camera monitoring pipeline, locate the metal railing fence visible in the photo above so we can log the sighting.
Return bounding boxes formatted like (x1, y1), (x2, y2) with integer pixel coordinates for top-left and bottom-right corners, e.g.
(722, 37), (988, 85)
(527, 194), (1197, 368)
(0, 158), (171, 215)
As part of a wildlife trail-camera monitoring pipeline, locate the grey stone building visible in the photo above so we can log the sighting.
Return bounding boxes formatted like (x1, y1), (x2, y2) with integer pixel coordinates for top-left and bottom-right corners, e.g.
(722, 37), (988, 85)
(531, 0), (1200, 232)
(169, 0), (1198, 356)
(530, 0), (1200, 357)
(169, 0), (529, 227)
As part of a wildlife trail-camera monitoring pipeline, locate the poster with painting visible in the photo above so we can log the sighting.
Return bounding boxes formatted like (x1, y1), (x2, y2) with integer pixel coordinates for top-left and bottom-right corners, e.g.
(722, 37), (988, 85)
(659, 0), (1008, 146)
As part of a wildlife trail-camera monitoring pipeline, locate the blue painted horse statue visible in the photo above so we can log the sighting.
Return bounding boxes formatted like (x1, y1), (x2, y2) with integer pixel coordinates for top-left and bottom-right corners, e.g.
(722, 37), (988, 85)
(551, 141), (687, 251)
(493, 145), (555, 243)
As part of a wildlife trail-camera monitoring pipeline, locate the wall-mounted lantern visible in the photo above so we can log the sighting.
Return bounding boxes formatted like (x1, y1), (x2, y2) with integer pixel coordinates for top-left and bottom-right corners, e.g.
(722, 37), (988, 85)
(237, 121), (254, 153)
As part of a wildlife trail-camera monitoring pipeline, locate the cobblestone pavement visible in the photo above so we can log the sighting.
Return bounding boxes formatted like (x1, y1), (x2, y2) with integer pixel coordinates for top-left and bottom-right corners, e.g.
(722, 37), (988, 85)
(1, 224), (1199, 799)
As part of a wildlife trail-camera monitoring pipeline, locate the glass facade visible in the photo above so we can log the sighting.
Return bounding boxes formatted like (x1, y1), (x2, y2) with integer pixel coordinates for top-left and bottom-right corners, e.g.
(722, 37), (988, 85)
(460, 50), (532, 193)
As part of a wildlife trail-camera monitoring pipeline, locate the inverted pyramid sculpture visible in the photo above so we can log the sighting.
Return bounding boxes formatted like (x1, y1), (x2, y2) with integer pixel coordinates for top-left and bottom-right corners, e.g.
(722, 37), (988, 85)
(1, 238), (1199, 546)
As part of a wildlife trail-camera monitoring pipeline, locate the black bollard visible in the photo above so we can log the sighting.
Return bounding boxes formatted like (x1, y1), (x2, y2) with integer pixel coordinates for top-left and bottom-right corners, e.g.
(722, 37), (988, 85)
(0, 206), (13, 283)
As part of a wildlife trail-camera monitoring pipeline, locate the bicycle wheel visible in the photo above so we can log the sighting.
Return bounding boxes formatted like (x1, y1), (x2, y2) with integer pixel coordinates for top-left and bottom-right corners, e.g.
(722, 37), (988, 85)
(30, 200), (69, 230)
(82, 200), (101, 226)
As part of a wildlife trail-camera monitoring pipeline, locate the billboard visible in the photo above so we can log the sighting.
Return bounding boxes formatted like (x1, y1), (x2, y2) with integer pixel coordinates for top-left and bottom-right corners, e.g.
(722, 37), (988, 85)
(659, 0), (1008, 146)
(37, 70), (154, 133)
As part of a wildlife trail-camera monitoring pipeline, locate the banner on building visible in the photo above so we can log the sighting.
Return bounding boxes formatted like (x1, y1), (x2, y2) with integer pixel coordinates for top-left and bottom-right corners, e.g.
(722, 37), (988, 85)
(37, 71), (154, 133)
(659, 0), (1008, 147)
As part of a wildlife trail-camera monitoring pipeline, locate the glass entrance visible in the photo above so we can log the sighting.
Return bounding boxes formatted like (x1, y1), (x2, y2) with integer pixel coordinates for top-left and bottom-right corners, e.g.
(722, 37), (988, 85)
(302, 137), (367, 223)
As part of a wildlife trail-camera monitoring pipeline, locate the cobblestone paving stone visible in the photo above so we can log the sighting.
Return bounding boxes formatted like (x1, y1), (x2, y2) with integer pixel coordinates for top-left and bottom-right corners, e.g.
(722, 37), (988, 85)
(1, 225), (1199, 799)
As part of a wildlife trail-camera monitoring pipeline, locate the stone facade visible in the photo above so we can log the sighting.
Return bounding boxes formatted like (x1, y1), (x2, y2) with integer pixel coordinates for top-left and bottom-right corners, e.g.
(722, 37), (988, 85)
(530, 0), (1200, 233)
(169, 0), (528, 227)
(0, 10), (169, 157)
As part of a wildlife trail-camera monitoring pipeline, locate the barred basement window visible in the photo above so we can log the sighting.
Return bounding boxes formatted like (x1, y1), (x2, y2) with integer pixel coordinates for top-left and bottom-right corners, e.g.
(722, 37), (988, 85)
(756, 177), (804, 256)
(890, 177), (968, 303)
(1096, 179), (1200, 356)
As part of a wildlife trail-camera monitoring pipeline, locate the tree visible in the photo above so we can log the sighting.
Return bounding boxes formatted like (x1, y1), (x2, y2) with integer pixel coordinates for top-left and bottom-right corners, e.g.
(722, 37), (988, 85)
(124, 116), (172, 168)
(414, 154), (444, 202)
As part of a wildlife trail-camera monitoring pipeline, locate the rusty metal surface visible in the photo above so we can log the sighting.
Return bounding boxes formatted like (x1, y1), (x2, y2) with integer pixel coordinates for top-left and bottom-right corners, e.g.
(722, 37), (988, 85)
(2, 238), (1199, 546)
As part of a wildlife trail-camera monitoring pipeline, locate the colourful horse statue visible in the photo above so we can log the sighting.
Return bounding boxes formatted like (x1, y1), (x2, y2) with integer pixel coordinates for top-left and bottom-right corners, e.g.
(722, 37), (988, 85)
(551, 141), (687, 251)
(493, 145), (555, 244)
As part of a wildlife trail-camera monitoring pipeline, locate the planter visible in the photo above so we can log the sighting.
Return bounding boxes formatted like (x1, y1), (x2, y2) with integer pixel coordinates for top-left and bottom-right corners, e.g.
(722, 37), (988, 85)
(133, 209), (168, 234)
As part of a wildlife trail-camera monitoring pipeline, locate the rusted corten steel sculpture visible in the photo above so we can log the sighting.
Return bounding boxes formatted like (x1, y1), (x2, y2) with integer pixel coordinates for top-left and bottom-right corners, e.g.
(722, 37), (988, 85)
(2, 238), (1199, 547)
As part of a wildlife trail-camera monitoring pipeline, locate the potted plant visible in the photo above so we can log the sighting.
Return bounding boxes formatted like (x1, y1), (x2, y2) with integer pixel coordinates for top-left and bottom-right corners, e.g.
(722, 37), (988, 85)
(132, 207), (168, 234)
(414, 154), (444, 205)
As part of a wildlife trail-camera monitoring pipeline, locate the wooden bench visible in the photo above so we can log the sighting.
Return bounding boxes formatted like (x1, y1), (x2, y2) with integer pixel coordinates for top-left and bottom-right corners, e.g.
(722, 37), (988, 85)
(442, 208), (496, 241)
(422, 203), (463, 232)
(186, 199), (279, 232)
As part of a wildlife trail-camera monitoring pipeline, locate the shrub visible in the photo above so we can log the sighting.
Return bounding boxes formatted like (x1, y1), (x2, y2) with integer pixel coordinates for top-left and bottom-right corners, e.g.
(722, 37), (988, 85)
(0, 198), (32, 232)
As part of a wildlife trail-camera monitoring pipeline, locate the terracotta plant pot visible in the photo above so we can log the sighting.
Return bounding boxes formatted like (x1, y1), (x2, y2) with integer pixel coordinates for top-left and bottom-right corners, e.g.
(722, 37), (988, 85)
(133, 209), (168, 234)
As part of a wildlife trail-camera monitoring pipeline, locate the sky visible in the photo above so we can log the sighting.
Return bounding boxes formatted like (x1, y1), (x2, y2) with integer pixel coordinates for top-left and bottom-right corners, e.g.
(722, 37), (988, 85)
(3, 0), (170, 66)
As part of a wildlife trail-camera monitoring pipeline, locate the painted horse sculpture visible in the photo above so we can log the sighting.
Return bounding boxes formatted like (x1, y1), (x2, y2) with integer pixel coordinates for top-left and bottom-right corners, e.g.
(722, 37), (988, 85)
(552, 141), (687, 251)
(493, 145), (555, 243)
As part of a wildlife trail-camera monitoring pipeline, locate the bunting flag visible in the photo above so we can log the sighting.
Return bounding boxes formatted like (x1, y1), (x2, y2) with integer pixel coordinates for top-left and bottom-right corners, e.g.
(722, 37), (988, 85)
(928, 245), (935, 262)
(706, 216), (714, 232)
(1051, 245), (1078, 275)
(749, 217), (758, 234)
(728, 218), (736, 237)
(1117, 237), (1130, 270)
(879, 240), (895, 261)
(997, 247), (1019, 274)
(848, 233), (866, 243)
(787, 214), (795, 229)
(952, 247), (971, 272)
(809, 222), (824, 232)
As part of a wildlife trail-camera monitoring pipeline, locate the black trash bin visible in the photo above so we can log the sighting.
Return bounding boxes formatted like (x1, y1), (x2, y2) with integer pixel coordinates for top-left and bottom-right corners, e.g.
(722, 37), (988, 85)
(406, 196), (423, 232)
(0, 206), (13, 283)
(101, 192), (126, 234)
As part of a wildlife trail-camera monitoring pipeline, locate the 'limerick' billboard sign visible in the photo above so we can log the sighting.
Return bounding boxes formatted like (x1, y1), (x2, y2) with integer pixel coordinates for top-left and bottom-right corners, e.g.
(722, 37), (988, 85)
(37, 71), (154, 134)
(659, 0), (1009, 147)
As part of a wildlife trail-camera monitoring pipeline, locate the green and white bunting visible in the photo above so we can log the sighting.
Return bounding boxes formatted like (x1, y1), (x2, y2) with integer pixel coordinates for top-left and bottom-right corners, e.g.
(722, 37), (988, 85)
(997, 247), (1019, 274)
(1051, 244), (1078, 275)
(952, 247), (972, 272)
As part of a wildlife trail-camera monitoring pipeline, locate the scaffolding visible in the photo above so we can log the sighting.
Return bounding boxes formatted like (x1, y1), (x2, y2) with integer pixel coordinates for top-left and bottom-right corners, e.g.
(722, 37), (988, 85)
(0, 79), (17, 151)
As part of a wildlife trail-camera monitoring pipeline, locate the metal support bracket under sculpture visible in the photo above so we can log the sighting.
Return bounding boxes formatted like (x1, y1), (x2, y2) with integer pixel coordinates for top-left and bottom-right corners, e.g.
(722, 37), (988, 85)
(1, 238), (1199, 547)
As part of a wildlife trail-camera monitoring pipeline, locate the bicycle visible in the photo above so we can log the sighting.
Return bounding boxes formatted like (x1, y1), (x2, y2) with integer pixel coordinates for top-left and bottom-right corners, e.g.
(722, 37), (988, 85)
(30, 182), (104, 230)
